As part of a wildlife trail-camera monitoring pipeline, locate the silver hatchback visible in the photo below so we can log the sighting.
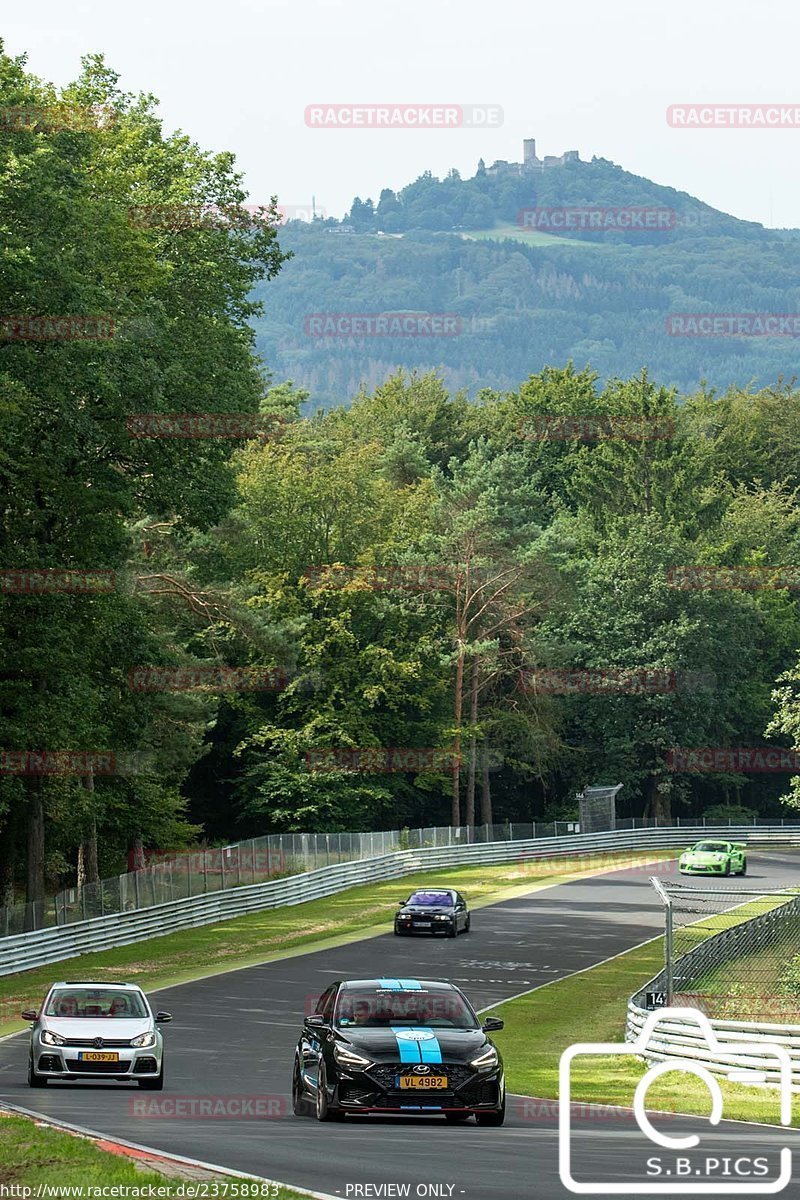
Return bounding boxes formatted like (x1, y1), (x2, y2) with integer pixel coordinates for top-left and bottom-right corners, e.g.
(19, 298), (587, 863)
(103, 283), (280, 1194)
(23, 981), (171, 1088)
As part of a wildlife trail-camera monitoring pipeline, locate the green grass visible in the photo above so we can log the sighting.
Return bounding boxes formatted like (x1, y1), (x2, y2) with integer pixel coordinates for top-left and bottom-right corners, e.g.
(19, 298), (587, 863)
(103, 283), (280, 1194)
(0, 1110), (307, 1194)
(0, 849), (677, 1035)
(461, 225), (600, 248)
(492, 935), (794, 1126)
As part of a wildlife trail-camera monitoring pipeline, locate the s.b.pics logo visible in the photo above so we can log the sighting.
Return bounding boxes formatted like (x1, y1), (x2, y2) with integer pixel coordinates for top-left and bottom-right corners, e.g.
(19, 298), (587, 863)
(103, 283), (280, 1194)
(559, 1008), (792, 1194)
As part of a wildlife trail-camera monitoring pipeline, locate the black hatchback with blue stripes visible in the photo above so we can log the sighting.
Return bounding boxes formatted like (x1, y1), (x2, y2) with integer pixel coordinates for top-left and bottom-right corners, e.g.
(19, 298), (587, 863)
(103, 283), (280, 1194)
(292, 978), (506, 1125)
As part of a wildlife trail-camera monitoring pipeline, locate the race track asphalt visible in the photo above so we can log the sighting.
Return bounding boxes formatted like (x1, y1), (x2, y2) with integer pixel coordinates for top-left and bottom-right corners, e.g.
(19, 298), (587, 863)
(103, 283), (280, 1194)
(2, 850), (799, 1200)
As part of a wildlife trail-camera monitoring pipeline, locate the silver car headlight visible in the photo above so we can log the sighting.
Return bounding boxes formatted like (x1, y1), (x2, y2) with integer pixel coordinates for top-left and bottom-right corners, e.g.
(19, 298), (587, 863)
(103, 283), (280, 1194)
(333, 1042), (372, 1069)
(469, 1045), (499, 1069)
(131, 1031), (156, 1048)
(41, 1030), (65, 1046)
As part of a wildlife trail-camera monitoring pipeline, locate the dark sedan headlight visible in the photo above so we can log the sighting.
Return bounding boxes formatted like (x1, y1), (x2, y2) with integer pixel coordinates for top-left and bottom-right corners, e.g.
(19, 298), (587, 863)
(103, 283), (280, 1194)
(41, 1030), (66, 1046)
(131, 1031), (157, 1048)
(333, 1042), (373, 1070)
(469, 1045), (499, 1069)
(434, 914), (452, 921)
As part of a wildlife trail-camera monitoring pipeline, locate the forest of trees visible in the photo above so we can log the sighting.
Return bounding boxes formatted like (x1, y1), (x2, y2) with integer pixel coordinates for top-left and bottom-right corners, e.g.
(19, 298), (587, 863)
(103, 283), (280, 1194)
(3, 43), (800, 913)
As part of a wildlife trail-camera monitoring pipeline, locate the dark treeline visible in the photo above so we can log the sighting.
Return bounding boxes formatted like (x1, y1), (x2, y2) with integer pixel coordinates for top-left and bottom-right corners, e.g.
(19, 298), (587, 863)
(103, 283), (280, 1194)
(2, 46), (800, 911)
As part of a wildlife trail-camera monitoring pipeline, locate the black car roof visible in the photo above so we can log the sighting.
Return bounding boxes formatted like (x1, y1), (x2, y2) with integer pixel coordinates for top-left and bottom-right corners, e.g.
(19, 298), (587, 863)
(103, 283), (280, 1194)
(339, 978), (459, 992)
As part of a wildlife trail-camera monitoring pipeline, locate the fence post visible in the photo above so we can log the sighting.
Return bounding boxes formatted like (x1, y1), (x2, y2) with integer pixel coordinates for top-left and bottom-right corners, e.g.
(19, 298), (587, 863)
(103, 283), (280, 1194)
(651, 877), (674, 1004)
(203, 851), (208, 893)
(220, 850), (226, 891)
(134, 870), (140, 909)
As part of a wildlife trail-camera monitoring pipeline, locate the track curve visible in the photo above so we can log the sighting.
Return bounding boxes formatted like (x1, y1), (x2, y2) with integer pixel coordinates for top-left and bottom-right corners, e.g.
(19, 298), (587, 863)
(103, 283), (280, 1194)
(2, 851), (799, 1199)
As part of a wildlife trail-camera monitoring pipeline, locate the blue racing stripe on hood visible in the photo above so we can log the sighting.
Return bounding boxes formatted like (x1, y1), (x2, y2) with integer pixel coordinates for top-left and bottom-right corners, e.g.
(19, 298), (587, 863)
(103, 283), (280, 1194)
(377, 978), (403, 990)
(417, 1028), (443, 1064)
(394, 1030), (422, 1063)
(393, 1027), (443, 1064)
(396, 979), (422, 990)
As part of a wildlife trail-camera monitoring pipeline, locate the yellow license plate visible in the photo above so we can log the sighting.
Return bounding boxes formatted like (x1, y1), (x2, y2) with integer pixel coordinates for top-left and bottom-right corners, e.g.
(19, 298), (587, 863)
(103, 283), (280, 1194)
(78, 1052), (119, 1062)
(399, 1075), (447, 1089)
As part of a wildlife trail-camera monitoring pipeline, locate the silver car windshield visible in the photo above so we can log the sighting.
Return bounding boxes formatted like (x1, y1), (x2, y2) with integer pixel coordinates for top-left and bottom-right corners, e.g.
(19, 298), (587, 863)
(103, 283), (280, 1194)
(45, 988), (148, 1018)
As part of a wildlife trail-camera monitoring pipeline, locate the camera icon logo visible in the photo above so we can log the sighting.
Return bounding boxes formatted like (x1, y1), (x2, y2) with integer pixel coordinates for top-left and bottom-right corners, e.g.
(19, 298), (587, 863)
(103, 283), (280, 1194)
(558, 1006), (792, 1194)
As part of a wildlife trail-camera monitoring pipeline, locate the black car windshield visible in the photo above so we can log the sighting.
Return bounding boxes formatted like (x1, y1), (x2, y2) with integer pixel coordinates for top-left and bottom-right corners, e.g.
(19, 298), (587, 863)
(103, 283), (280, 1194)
(45, 988), (148, 1018)
(335, 988), (478, 1029)
(407, 890), (453, 906)
(693, 843), (729, 853)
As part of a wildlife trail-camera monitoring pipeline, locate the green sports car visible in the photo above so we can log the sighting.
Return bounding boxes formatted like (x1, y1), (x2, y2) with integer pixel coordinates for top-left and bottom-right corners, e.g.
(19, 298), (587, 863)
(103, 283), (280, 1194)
(678, 840), (747, 876)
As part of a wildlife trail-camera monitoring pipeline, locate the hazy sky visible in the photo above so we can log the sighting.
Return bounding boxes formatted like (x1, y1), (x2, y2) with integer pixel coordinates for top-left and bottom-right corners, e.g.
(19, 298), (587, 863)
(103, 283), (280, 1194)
(5, 0), (800, 227)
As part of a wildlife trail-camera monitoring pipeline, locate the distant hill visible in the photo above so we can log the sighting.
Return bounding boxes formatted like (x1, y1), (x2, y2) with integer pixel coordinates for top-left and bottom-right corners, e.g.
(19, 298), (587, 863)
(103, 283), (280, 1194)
(253, 147), (800, 407)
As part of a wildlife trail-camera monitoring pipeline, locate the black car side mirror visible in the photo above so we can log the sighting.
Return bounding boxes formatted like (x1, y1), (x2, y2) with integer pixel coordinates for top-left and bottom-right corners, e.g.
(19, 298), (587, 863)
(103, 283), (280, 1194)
(482, 1017), (504, 1031)
(155, 1011), (173, 1023)
(21, 1009), (37, 1022)
(305, 1014), (327, 1028)
(398, 899), (408, 905)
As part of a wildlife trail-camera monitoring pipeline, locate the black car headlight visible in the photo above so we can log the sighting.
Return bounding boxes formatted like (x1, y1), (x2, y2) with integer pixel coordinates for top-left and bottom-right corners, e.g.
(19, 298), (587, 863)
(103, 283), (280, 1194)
(333, 1042), (373, 1069)
(41, 1030), (65, 1046)
(434, 914), (452, 921)
(469, 1045), (499, 1069)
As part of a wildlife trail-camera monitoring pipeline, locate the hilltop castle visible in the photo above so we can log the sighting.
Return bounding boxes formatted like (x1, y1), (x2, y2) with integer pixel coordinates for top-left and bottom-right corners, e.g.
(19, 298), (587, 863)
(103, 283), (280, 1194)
(478, 139), (580, 178)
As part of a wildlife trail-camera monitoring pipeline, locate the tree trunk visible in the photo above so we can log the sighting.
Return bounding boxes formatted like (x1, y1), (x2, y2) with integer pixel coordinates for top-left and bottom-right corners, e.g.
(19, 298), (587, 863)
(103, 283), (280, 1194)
(24, 777), (45, 930)
(465, 663), (479, 831)
(451, 648), (465, 827)
(648, 775), (671, 824)
(129, 834), (146, 872)
(82, 772), (99, 883)
(76, 841), (86, 889)
(0, 804), (19, 908)
(480, 743), (493, 827)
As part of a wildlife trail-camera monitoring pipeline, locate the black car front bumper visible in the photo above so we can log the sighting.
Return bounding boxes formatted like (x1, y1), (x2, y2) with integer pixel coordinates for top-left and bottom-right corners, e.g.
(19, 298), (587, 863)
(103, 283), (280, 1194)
(395, 918), (456, 935)
(332, 1063), (503, 1113)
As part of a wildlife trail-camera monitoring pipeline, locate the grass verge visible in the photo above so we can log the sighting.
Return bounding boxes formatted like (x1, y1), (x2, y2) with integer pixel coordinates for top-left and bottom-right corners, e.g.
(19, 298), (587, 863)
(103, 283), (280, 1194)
(494, 936), (796, 1126)
(0, 849), (676, 1036)
(0, 1109), (306, 1196)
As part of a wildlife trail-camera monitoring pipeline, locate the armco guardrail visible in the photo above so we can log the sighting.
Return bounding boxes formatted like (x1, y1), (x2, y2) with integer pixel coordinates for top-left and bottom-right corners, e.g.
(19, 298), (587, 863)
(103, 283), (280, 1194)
(4, 824), (800, 979)
(627, 885), (800, 1083)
